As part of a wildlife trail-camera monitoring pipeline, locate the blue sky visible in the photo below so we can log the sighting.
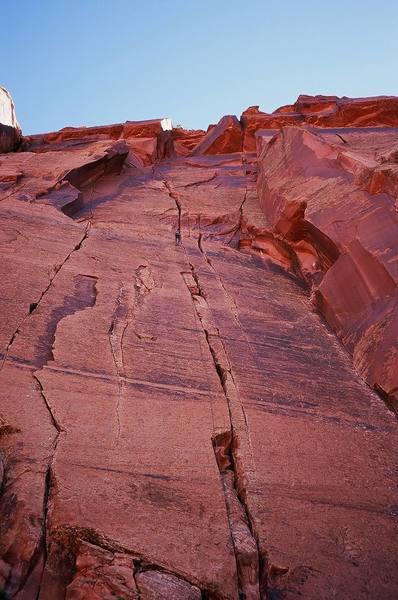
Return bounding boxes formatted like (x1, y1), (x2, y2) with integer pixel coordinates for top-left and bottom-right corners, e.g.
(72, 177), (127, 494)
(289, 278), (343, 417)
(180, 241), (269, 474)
(2, 0), (398, 134)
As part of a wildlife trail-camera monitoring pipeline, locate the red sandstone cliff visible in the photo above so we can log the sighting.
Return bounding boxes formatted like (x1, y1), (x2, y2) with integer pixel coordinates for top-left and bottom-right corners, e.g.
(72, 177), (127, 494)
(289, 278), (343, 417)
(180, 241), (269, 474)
(0, 91), (397, 599)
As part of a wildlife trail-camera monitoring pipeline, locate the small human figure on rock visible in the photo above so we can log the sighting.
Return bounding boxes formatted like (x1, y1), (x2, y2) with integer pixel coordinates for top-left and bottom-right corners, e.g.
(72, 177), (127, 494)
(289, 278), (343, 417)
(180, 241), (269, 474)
(175, 228), (181, 246)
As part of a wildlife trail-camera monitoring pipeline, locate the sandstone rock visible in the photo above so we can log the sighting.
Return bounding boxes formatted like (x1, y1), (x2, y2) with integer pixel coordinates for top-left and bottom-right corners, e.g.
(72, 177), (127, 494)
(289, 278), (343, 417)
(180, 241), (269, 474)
(191, 115), (243, 155)
(0, 96), (398, 600)
(0, 86), (21, 153)
(135, 570), (201, 599)
(241, 95), (398, 151)
(0, 169), (23, 185)
(256, 124), (398, 408)
(172, 126), (206, 156)
(22, 118), (172, 164)
(295, 94), (398, 127)
(66, 541), (138, 600)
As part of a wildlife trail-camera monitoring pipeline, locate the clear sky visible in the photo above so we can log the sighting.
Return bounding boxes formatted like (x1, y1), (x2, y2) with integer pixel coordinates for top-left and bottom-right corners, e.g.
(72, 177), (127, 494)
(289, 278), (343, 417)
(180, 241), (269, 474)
(2, 0), (398, 134)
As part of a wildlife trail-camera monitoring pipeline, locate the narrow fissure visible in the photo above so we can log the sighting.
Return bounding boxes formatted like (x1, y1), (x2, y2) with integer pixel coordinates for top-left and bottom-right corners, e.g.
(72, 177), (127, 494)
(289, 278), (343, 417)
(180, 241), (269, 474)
(32, 371), (64, 599)
(0, 221), (91, 374)
(183, 172), (218, 188)
(196, 236), (256, 358)
(35, 465), (54, 600)
(108, 267), (155, 448)
(27, 273), (95, 597)
(163, 180), (181, 230)
(336, 133), (347, 144)
(234, 176), (248, 244)
(33, 373), (63, 434)
(108, 284), (128, 446)
(226, 158), (248, 246)
(181, 265), (262, 599)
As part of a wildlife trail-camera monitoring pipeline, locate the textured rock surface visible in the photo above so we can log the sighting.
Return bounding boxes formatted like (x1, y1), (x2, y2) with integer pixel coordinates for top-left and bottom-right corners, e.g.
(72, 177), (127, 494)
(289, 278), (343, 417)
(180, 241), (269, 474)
(256, 125), (398, 409)
(191, 115), (243, 155)
(241, 94), (398, 151)
(0, 95), (397, 599)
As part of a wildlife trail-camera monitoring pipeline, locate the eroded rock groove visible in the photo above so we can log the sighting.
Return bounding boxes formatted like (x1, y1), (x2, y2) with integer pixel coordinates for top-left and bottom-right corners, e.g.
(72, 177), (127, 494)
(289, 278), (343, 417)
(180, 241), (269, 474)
(182, 266), (262, 599)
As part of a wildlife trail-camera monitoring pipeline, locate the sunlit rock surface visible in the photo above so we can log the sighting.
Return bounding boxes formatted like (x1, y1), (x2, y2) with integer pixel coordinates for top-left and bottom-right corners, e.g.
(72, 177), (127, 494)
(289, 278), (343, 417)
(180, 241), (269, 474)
(0, 94), (397, 599)
(0, 86), (21, 153)
(241, 94), (398, 151)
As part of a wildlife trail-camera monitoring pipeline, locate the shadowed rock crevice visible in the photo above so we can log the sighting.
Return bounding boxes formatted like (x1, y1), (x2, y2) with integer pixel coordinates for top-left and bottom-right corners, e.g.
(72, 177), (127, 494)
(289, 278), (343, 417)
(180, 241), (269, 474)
(35, 465), (55, 598)
(35, 142), (129, 218)
(33, 374), (63, 434)
(182, 266), (263, 599)
(212, 432), (261, 600)
(108, 284), (130, 446)
(163, 179), (181, 230)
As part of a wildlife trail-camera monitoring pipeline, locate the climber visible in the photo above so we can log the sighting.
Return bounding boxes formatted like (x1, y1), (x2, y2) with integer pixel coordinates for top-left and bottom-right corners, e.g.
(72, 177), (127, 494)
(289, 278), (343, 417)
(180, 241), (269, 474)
(175, 228), (181, 246)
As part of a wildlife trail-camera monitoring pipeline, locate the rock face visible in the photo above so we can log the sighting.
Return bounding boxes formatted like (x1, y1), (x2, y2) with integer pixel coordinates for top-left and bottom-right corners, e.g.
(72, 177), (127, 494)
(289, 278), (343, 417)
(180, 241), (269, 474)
(0, 86), (21, 153)
(191, 115), (243, 155)
(241, 94), (398, 150)
(0, 94), (397, 600)
(256, 125), (398, 409)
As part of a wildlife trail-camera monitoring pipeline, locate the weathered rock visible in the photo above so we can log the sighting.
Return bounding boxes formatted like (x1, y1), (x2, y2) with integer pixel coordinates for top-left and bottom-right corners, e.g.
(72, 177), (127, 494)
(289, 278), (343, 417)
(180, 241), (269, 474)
(66, 541), (138, 600)
(242, 95), (398, 151)
(0, 86), (21, 153)
(294, 94), (398, 127)
(172, 126), (206, 156)
(0, 96), (398, 600)
(135, 570), (201, 600)
(256, 125), (398, 408)
(21, 118), (172, 165)
(192, 115), (243, 155)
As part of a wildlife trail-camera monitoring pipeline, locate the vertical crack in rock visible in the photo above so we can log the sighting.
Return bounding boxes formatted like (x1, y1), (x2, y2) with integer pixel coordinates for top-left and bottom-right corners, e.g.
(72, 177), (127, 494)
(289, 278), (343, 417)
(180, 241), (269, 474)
(228, 160), (248, 246)
(108, 266), (155, 446)
(237, 187), (248, 237)
(212, 433), (260, 600)
(30, 274), (97, 598)
(181, 267), (262, 599)
(30, 380), (61, 599)
(0, 221), (92, 374)
(35, 463), (55, 599)
(108, 284), (129, 446)
(196, 237), (256, 361)
(130, 264), (156, 343)
(163, 180), (181, 229)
